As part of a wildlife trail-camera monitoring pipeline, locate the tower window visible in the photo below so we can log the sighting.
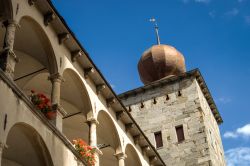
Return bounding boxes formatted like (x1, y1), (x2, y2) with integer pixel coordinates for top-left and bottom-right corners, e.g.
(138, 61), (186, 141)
(176, 125), (185, 143)
(166, 94), (169, 100)
(153, 98), (157, 104)
(140, 102), (144, 108)
(154, 131), (163, 148)
(178, 90), (182, 97)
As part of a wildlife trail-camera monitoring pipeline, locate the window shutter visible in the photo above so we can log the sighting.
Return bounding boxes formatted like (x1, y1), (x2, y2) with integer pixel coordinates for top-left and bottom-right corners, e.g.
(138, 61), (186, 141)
(154, 131), (163, 148)
(176, 125), (185, 143)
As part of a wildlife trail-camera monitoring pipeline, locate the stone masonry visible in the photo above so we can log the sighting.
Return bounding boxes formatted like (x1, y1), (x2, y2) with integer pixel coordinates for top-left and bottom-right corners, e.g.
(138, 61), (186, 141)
(119, 70), (226, 166)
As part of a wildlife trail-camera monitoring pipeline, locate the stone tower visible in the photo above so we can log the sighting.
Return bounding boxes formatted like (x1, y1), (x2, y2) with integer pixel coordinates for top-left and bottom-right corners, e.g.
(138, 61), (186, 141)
(118, 44), (226, 165)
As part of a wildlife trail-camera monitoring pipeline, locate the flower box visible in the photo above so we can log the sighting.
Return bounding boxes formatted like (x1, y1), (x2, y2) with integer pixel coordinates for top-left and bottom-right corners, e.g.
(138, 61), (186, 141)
(30, 90), (56, 120)
(73, 138), (96, 166)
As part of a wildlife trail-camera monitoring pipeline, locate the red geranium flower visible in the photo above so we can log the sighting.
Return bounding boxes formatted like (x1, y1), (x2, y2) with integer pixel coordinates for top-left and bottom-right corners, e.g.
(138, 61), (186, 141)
(72, 138), (96, 166)
(30, 90), (54, 116)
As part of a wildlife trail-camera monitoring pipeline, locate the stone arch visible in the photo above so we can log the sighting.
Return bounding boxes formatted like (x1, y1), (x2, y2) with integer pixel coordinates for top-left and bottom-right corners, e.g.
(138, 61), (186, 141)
(1, 122), (54, 166)
(61, 68), (92, 117)
(12, 16), (58, 98)
(14, 16), (58, 75)
(124, 143), (142, 166)
(61, 68), (93, 144)
(97, 110), (122, 166)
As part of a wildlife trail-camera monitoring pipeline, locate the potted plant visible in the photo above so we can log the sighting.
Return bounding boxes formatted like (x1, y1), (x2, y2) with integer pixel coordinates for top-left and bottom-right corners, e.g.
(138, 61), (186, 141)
(30, 90), (57, 120)
(72, 138), (96, 166)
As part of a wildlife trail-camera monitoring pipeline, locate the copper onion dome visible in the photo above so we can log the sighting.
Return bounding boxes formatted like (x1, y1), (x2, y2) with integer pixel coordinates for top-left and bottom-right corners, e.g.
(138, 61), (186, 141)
(138, 44), (186, 85)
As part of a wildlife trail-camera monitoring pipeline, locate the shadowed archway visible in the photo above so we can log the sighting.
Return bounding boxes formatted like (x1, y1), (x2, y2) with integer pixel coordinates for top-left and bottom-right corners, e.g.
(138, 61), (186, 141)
(1, 123), (54, 166)
(13, 16), (57, 96)
(61, 68), (92, 144)
(124, 143), (142, 166)
(97, 110), (122, 166)
(14, 16), (57, 96)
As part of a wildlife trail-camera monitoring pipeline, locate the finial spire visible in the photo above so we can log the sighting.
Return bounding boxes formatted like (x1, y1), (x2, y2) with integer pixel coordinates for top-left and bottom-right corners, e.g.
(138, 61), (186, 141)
(149, 18), (161, 45)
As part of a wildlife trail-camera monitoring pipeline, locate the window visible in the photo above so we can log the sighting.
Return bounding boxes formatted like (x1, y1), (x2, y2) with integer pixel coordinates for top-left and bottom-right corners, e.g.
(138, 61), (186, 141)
(178, 90), (182, 97)
(166, 94), (169, 100)
(140, 102), (144, 108)
(176, 125), (185, 143)
(154, 131), (163, 148)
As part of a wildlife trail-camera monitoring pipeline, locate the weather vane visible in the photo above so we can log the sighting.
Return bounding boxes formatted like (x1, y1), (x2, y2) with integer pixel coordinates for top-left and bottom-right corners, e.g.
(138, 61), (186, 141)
(149, 18), (161, 45)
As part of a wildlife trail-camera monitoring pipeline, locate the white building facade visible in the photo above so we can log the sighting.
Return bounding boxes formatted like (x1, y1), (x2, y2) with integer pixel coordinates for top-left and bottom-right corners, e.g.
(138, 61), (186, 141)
(0, 0), (165, 166)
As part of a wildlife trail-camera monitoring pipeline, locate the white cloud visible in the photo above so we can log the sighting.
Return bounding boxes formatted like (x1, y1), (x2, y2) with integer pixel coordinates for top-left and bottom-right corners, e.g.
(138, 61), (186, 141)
(224, 8), (239, 17)
(224, 124), (250, 139)
(225, 147), (250, 166)
(224, 131), (238, 138)
(209, 10), (216, 18)
(217, 97), (232, 104)
(245, 16), (250, 25)
(195, 0), (210, 3)
(182, 0), (189, 3)
(237, 124), (250, 137)
(182, 0), (210, 3)
(238, 0), (247, 3)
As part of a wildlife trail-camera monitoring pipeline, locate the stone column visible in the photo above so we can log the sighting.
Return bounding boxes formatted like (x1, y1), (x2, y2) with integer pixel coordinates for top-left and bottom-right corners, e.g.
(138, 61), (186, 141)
(0, 142), (6, 166)
(0, 20), (19, 78)
(49, 73), (63, 104)
(48, 73), (65, 131)
(0, 144), (3, 166)
(114, 152), (127, 166)
(87, 118), (101, 166)
(87, 118), (98, 146)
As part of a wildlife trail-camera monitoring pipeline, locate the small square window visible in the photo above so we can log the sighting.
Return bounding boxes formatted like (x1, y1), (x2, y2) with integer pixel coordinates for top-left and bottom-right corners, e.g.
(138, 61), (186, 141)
(154, 131), (163, 148)
(176, 125), (185, 143)
(178, 91), (182, 97)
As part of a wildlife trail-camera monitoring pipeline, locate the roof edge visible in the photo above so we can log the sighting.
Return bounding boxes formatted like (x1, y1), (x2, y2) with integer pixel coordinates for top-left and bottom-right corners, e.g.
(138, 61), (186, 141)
(44, 1), (166, 165)
(118, 68), (223, 125)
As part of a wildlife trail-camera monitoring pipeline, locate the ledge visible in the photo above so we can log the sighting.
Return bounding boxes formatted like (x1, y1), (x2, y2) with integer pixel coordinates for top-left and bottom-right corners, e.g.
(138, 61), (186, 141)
(118, 68), (223, 125)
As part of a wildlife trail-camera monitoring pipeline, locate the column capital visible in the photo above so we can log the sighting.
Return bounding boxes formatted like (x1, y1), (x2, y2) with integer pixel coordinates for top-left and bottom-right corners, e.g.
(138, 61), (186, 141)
(48, 73), (64, 82)
(87, 117), (99, 125)
(114, 152), (127, 160)
(3, 19), (20, 28)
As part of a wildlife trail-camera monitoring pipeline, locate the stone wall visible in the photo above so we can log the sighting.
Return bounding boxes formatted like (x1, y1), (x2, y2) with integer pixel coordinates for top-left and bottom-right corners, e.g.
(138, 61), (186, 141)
(196, 81), (226, 165)
(121, 76), (226, 166)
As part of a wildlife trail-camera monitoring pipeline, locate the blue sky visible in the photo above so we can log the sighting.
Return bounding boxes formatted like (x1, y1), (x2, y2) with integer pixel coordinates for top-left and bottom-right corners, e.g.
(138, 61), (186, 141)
(52, 0), (250, 165)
